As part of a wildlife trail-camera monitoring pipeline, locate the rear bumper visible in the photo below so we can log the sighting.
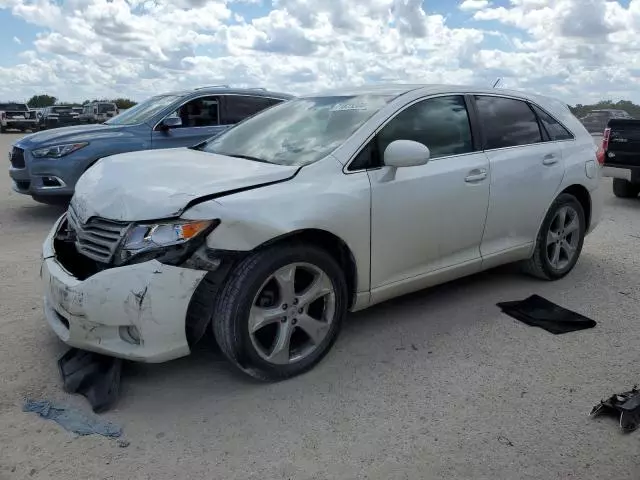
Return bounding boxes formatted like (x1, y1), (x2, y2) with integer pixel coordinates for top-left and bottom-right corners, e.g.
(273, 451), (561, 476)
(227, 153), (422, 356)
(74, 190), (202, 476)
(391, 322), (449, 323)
(602, 164), (640, 183)
(5, 119), (38, 129)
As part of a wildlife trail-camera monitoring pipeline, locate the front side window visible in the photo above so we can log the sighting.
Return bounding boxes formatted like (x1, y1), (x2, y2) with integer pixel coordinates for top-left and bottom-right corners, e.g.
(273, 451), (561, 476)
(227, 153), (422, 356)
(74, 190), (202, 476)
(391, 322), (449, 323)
(201, 94), (392, 166)
(531, 105), (573, 141)
(378, 95), (474, 160)
(475, 96), (542, 149)
(106, 95), (181, 126)
(164, 96), (220, 128)
(222, 96), (283, 125)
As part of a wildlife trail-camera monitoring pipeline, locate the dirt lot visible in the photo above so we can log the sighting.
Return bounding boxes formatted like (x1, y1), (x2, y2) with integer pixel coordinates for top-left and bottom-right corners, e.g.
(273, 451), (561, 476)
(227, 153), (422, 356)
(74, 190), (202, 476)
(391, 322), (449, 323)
(1, 132), (639, 480)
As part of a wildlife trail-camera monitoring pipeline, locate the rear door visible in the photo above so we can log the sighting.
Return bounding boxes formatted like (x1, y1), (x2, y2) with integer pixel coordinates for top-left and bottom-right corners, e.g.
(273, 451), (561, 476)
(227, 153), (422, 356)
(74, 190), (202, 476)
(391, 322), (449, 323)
(151, 95), (226, 149)
(220, 95), (283, 127)
(476, 95), (565, 260)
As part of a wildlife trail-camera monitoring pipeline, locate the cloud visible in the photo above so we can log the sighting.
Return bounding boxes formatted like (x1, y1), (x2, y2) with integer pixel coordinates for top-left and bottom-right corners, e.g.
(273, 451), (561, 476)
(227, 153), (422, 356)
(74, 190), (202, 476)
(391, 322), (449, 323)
(13, 36), (21, 44)
(459, 0), (490, 12)
(0, 0), (638, 104)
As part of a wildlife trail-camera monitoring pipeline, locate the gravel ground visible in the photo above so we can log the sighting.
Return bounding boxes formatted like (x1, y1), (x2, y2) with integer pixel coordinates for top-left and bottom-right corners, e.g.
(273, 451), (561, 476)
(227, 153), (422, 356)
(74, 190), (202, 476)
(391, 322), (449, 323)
(1, 132), (639, 480)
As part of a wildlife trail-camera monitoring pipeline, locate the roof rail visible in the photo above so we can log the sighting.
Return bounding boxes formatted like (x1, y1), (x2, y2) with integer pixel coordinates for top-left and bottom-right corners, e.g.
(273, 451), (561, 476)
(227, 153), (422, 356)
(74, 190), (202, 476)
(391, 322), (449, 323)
(194, 85), (230, 90)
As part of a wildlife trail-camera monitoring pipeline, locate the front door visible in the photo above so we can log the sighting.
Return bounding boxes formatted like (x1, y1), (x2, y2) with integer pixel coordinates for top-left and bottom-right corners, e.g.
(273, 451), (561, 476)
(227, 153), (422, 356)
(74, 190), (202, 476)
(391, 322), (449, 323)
(367, 95), (490, 291)
(151, 95), (228, 149)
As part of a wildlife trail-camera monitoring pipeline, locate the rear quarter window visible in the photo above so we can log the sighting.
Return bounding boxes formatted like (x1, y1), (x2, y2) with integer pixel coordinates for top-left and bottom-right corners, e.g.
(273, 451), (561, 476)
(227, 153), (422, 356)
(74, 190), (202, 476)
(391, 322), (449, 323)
(531, 105), (574, 141)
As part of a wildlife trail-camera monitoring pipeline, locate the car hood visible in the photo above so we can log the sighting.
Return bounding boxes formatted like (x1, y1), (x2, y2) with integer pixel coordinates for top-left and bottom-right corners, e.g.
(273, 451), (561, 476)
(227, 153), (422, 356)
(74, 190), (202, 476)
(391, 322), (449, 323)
(72, 148), (299, 222)
(16, 123), (131, 148)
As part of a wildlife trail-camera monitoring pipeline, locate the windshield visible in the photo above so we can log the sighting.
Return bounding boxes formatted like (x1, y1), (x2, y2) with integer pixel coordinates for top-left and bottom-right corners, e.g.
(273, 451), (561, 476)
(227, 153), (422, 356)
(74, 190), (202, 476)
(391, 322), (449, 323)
(0, 103), (28, 111)
(98, 103), (116, 113)
(201, 95), (392, 166)
(105, 95), (181, 126)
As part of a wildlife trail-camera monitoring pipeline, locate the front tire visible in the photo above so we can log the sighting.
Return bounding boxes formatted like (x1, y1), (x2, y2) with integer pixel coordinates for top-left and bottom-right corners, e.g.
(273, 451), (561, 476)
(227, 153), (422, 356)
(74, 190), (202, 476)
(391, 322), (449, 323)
(613, 179), (640, 198)
(213, 244), (347, 381)
(522, 193), (586, 280)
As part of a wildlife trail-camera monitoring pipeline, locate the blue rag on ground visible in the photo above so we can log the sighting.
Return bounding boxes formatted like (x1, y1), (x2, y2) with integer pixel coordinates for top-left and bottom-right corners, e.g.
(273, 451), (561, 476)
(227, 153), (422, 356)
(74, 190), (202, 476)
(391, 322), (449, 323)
(22, 399), (122, 438)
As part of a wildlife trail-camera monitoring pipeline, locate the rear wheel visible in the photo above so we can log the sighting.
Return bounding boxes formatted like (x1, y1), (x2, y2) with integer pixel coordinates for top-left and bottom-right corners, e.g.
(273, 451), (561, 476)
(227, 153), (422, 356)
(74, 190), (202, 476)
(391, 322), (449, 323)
(213, 244), (347, 381)
(612, 178), (640, 198)
(522, 193), (586, 280)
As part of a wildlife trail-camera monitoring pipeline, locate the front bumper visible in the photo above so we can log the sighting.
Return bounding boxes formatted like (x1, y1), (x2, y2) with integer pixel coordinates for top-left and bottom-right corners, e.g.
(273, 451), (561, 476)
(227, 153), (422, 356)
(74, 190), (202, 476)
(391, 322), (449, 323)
(41, 217), (208, 362)
(9, 146), (87, 197)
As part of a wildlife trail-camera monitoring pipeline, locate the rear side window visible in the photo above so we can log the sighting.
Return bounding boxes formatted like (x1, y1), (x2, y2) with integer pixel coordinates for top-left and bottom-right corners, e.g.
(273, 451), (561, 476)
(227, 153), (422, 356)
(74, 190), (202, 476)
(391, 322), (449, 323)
(475, 96), (542, 149)
(531, 105), (574, 141)
(222, 96), (282, 124)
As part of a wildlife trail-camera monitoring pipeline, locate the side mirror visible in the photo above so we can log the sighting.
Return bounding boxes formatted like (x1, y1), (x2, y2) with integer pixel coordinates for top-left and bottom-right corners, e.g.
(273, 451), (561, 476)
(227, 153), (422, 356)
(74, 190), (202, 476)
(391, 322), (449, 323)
(159, 117), (182, 131)
(384, 140), (431, 168)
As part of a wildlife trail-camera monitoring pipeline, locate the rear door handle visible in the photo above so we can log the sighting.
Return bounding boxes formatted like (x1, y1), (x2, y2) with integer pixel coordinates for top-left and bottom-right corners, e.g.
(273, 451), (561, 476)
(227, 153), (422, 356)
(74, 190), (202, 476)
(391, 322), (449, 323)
(543, 154), (559, 165)
(465, 168), (488, 183)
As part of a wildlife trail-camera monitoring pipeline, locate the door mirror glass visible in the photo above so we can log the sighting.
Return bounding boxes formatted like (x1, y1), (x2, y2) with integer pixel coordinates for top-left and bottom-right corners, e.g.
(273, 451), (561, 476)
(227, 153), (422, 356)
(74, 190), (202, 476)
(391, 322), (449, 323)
(162, 116), (182, 129)
(383, 140), (431, 168)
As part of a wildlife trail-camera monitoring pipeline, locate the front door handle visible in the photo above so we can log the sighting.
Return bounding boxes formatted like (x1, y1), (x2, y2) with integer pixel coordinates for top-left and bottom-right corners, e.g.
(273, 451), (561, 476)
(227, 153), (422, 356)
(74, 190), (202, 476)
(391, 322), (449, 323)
(465, 168), (488, 183)
(543, 154), (559, 166)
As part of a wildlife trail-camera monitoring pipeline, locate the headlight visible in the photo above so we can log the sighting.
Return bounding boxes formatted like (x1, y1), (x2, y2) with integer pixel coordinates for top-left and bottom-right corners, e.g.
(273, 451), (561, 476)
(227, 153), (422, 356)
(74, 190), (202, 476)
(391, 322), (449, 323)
(116, 219), (218, 265)
(32, 142), (89, 159)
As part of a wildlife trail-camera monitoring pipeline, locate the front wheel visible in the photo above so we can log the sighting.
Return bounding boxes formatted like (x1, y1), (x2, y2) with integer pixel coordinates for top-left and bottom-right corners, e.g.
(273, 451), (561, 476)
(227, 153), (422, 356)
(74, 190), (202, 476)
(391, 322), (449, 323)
(522, 193), (586, 280)
(212, 244), (347, 381)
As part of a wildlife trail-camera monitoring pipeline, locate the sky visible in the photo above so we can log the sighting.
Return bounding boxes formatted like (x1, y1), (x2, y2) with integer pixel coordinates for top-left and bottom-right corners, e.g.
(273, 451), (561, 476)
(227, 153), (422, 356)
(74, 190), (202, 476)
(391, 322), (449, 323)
(0, 0), (638, 104)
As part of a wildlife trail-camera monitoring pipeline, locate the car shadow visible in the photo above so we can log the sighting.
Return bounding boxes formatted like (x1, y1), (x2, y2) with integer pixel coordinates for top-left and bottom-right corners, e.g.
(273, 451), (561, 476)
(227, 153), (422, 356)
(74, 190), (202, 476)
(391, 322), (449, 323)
(115, 263), (531, 412)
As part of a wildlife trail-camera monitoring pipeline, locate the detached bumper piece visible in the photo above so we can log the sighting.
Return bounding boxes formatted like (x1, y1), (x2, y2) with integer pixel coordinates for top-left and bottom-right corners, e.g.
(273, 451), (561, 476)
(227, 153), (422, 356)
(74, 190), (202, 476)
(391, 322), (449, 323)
(497, 295), (597, 334)
(590, 387), (640, 433)
(58, 348), (123, 413)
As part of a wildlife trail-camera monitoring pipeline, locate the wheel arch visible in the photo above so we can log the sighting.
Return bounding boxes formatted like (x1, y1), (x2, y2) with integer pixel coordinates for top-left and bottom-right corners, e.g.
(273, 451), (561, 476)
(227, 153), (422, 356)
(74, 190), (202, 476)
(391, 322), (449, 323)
(560, 184), (592, 230)
(258, 228), (359, 310)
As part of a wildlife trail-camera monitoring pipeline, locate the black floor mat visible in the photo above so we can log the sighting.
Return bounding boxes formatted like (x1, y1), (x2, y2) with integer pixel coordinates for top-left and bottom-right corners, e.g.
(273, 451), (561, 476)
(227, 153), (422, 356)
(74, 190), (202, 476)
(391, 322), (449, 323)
(58, 348), (123, 413)
(497, 295), (597, 334)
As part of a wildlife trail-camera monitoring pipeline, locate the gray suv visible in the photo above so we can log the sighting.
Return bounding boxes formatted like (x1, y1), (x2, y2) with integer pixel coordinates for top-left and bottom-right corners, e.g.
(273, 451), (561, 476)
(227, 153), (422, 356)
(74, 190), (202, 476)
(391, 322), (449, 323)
(9, 86), (292, 204)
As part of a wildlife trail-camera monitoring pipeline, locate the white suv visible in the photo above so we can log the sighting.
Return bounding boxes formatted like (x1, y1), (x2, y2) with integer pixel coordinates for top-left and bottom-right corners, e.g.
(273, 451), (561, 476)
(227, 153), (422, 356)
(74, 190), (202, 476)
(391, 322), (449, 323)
(42, 85), (602, 380)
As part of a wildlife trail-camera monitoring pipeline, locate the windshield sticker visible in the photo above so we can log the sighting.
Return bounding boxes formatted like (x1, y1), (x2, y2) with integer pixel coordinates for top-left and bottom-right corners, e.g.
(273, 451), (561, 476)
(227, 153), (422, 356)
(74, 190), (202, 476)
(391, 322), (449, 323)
(330, 103), (369, 112)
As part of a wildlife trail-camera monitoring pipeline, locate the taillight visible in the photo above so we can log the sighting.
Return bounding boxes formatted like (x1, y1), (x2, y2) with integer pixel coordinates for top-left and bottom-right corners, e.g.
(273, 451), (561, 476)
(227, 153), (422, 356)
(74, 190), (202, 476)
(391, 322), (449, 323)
(596, 146), (605, 165)
(602, 127), (611, 152)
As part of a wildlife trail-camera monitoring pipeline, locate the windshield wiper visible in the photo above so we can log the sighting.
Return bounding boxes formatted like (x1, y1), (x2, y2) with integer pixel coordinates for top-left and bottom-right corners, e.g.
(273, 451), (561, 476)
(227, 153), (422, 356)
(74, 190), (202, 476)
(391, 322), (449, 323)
(218, 153), (273, 164)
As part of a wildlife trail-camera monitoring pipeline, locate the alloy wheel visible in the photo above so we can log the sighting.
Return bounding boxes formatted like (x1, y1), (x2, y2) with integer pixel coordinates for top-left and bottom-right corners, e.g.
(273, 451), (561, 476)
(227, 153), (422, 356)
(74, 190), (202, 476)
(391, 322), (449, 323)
(248, 262), (336, 365)
(546, 205), (580, 271)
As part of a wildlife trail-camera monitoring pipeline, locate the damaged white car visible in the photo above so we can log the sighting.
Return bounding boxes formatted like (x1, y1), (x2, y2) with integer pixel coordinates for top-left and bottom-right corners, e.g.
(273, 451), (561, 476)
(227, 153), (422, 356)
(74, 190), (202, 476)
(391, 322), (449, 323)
(42, 85), (602, 380)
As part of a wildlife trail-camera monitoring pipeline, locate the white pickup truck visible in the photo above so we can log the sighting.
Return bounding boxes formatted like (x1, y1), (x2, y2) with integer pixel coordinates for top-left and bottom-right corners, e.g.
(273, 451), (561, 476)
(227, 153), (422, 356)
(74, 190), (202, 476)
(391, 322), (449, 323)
(0, 103), (38, 133)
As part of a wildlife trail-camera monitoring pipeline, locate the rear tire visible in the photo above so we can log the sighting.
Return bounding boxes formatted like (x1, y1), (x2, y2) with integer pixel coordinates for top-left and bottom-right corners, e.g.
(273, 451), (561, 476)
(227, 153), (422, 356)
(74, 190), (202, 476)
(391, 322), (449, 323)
(212, 244), (347, 381)
(522, 193), (586, 280)
(613, 178), (640, 198)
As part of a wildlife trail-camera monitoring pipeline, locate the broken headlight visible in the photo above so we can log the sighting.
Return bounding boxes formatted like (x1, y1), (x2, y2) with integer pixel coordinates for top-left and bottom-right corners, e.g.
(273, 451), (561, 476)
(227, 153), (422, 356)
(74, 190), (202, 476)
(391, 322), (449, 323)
(115, 219), (219, 266)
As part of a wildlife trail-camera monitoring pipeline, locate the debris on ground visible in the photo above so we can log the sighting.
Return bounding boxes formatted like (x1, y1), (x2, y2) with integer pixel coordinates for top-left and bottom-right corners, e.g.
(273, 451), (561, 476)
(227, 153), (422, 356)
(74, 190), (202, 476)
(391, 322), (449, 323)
(58, 348), (123, 413)
(22, 399), (122, 437)
(497, 295), (597, 334)
(590, 387), (640, 432)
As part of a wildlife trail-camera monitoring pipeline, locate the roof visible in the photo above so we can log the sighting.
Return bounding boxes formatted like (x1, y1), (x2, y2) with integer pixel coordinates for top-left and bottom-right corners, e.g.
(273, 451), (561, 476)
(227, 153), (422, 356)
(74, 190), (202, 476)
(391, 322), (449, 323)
(304, 83), (560, 104)
(165, 86), (294, 99)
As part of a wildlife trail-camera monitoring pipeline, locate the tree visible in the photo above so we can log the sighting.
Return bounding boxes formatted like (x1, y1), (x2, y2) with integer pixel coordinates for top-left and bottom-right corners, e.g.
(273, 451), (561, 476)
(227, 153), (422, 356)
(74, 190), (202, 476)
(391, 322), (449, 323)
(27, 94), (57, 108)
(113, 98), (137, 109)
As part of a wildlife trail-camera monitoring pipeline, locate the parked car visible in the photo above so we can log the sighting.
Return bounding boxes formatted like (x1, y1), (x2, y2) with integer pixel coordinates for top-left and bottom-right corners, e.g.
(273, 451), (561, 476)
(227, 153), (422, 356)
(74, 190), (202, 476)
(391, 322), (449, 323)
(42, 84), (602, 380)
(38, 105), (81, 130)
(601, 118), (640, 198)
(0, 102), (38, 132)
(78, 102), (119, 124)
(580, 109), (632, 133)
(9, 87), (292, 204)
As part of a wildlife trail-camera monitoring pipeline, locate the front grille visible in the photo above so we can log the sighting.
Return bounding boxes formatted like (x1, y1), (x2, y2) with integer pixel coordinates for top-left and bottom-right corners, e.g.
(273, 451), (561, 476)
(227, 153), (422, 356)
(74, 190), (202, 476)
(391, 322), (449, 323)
(10, 147), (25, 168)
(67, 206), (130, 264)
